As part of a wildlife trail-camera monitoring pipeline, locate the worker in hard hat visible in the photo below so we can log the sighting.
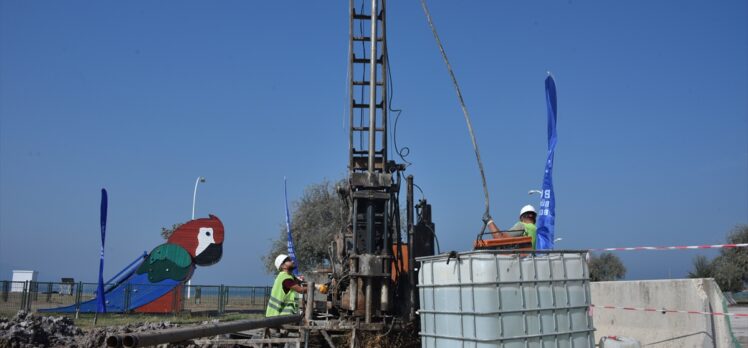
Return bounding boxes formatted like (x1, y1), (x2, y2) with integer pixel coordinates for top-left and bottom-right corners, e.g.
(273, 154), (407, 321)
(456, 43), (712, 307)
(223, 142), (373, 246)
(484, 205), (538, 249)
(266, 254), (329, 317)
(266, 254), (306, 317)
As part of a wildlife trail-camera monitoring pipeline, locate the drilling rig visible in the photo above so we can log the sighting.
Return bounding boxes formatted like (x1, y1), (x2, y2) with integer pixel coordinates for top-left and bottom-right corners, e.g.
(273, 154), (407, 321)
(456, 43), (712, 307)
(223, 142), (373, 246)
(328, 0), (435, 328)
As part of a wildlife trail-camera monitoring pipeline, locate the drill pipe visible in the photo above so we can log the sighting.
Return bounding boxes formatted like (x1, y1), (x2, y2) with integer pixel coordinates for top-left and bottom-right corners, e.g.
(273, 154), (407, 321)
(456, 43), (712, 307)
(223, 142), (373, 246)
(106, 314), (301, 348)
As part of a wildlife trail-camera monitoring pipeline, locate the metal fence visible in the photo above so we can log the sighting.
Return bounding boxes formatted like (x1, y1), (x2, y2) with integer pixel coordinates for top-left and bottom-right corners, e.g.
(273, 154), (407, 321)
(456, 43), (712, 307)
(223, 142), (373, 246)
(0, 281), (271, 316)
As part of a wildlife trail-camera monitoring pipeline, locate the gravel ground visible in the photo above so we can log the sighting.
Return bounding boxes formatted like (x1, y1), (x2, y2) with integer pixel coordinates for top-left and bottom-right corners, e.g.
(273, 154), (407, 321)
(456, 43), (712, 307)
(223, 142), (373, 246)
(0, 311), (215, 348)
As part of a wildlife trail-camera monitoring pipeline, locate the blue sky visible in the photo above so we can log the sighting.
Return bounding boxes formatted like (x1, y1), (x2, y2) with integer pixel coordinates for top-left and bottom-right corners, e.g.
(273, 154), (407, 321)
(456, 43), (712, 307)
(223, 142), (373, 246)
(1, 1), (746, 286)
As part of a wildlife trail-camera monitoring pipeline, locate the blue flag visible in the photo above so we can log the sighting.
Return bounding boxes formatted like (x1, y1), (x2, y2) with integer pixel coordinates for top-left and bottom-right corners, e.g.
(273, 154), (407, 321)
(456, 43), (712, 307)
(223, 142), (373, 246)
(96, 188), (108, 313)
(284, 178), (300, 276)
(536, 76), (558, 250)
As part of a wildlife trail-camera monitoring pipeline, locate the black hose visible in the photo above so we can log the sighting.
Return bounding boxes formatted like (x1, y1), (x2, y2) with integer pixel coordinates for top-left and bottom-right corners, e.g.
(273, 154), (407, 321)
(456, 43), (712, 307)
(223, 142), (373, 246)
(419, 0), (491, 222)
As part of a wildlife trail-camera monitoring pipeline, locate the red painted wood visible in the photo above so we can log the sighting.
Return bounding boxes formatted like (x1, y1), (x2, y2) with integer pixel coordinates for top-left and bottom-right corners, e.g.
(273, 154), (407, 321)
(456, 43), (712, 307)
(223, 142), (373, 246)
(168, 214), (225, 257)
(134, 286), (183, 314)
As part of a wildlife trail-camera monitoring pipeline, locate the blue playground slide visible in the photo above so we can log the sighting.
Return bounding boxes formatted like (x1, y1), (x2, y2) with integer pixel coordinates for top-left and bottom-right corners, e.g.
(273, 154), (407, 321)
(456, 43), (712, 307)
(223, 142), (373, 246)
(39, 252), (180, 313)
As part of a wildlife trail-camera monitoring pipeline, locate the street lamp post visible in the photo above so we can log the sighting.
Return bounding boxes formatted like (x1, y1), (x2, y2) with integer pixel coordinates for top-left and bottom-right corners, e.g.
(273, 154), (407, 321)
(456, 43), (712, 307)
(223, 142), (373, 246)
(188, 176), (206, 299)
(192, 176), (206, 220)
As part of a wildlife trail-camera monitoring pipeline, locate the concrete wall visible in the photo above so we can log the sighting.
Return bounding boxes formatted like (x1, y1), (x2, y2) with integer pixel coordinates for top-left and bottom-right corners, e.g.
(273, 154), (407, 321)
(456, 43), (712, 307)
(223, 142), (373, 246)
(591, 279), (739, 348)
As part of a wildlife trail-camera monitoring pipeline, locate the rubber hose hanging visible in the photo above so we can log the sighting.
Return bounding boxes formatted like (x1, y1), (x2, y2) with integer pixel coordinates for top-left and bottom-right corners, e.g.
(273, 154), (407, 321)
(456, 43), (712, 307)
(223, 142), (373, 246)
(419, 0), (491, 225)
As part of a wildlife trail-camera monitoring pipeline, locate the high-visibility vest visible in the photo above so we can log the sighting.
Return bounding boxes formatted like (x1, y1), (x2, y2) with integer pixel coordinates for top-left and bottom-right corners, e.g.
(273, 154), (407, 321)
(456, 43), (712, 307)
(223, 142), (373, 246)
(265, 272), (299, 316)
(522, 222), (537, 249)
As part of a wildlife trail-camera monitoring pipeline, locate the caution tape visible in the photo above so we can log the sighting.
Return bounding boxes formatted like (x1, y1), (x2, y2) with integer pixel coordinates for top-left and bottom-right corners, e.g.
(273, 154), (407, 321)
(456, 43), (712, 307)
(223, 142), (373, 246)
(590, 304), (748, 318)
(589, 243), (748, 252)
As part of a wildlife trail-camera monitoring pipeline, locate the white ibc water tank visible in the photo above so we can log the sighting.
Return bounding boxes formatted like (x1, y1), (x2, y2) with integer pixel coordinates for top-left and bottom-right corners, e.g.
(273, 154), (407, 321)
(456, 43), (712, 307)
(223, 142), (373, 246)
(418, 251), (595, 348)
(599, 336), (641, 348)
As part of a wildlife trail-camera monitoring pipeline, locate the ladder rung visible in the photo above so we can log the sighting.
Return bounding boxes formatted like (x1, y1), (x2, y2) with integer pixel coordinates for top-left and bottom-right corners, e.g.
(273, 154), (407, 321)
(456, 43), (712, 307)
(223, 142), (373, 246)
(352, 127), (385, 132)
(352, 80), (384, 86)
(352, 57), (383, 65)
(353, 36), (383, 42)
(353, 102), (384, 109)
(352, 10), (383, 21)
(352, 150), (384, 155)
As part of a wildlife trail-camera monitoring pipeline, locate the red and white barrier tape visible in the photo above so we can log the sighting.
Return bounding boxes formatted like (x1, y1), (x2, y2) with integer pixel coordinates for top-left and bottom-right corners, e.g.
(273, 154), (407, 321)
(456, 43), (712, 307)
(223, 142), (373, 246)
(590, 304), (748, 318)
(589, 243), (748, 252)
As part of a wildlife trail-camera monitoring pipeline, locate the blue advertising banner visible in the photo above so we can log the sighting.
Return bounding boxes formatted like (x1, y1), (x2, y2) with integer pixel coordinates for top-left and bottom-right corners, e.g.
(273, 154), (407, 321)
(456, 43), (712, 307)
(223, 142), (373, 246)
(284, 178), (300, 276)
(536, 76), (557, 250)
(96, 189), (107, 313)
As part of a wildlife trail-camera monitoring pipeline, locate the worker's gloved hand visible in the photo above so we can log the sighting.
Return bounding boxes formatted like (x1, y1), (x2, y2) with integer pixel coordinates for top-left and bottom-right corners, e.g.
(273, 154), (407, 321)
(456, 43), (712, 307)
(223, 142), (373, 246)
(315, 284), (329, 294)
(482, 212), (492, 225)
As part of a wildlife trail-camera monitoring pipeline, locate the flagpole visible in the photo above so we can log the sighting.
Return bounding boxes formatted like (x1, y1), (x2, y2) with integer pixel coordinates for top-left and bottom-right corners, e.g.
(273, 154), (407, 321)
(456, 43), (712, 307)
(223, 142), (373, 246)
(284, 178), (300, 276)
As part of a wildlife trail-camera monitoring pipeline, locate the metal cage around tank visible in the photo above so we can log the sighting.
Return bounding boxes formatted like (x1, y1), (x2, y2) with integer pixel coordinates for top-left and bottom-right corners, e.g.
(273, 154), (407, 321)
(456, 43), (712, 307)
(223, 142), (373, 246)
(417, 250), (595, 348)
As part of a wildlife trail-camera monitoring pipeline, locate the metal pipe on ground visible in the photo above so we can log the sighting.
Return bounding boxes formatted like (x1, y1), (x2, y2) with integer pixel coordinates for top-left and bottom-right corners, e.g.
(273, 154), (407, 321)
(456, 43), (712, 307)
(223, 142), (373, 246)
(106, 314), (302, 348)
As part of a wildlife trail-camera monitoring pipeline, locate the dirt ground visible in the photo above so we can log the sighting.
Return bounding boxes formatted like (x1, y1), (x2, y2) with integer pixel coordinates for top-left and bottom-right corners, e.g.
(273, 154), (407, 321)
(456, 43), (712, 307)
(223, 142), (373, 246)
(0, 311), (205, 348)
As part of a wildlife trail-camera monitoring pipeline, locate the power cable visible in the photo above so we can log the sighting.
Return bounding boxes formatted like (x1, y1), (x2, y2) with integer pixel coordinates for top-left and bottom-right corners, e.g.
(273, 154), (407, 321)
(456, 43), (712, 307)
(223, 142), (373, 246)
(419, 0), (491, 222)
(416, 201), (441, 254)
(412, 183), (425, 200)
(384, 40), (412, 167)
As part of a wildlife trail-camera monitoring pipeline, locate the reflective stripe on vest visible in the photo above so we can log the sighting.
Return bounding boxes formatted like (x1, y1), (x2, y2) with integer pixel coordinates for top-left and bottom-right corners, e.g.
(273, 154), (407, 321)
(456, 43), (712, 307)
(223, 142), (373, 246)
(265, 272), (299, 317)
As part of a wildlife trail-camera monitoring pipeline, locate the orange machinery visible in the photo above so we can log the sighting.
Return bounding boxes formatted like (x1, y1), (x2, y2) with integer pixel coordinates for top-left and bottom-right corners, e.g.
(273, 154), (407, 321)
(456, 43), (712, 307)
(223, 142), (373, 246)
(473, 221), (533, 250)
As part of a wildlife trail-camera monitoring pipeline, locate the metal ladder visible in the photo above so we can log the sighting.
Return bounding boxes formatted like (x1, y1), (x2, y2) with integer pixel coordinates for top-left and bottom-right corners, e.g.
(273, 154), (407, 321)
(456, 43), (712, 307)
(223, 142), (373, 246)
(348, 0), (388, 173)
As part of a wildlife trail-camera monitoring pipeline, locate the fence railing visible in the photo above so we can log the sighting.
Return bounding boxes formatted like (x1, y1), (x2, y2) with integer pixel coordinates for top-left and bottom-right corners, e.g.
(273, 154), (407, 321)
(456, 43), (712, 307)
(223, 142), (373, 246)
(0, 280), (271, 316)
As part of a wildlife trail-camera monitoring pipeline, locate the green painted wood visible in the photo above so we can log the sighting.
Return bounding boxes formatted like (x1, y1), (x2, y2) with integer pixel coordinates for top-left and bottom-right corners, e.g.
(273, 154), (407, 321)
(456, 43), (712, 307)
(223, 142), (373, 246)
(148, 244), (192, 268)
(137, 244), (192, 282)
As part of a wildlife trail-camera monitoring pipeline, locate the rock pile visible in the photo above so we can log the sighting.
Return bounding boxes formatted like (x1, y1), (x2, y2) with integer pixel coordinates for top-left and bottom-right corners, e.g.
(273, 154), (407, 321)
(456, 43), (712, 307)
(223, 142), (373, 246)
(0, 311), (225, 348)
(0, 311), (83, 348)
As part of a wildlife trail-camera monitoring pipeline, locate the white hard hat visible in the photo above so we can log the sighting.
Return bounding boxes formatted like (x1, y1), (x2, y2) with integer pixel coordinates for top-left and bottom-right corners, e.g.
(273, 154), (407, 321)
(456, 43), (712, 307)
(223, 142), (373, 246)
(519, 205), (536, 217)
(274, 254), (289, 270)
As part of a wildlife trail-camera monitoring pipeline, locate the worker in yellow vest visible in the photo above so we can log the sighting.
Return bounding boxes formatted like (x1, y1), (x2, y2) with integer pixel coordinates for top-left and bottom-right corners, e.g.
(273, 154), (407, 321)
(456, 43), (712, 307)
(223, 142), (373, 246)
(266, 254), (306, 316)
(266, 254), (328, 317)
(484, 205), (538, 249)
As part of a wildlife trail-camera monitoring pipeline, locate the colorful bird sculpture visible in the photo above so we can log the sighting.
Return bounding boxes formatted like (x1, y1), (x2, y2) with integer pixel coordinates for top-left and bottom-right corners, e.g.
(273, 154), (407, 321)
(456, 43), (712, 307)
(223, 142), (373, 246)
(137, 214), (225, 283)
(40, 214), (225, 313)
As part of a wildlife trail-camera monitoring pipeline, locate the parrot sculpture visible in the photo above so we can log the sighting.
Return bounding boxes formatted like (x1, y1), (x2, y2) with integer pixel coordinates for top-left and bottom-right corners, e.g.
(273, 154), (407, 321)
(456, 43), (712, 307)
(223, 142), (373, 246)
(40, 214), (225, 313)
(137, 214), (225, 283)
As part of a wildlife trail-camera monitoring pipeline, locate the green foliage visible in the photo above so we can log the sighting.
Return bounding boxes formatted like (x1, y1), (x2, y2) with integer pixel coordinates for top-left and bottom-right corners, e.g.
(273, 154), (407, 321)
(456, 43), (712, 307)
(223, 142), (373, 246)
(263, 179), (346, 274)
(688, 255), (713, 278)
(687, 225), (748, 292)
(589, 252), (626, 281)
(161, 223), (183, 240)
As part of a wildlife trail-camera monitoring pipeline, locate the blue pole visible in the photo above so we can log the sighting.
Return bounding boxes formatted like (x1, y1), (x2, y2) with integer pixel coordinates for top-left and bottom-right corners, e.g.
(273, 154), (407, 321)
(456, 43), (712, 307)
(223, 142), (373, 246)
(284, 178), (300, 276)
(96, 189), (108, 313)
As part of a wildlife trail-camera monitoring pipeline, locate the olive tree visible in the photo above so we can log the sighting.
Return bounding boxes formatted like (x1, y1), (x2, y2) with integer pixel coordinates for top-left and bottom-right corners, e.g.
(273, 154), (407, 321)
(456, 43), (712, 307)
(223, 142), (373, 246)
(262, 179), (347, 274)
(588, 252), (626, 281)
(690, 225), (748, 292)
(688, 255), (713, 278)
(160, 223), (183, 240)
